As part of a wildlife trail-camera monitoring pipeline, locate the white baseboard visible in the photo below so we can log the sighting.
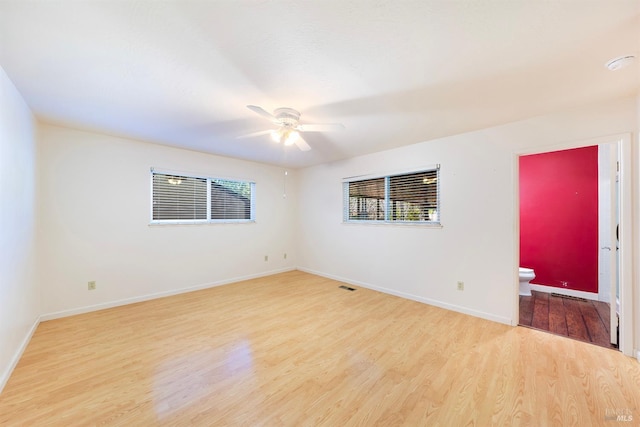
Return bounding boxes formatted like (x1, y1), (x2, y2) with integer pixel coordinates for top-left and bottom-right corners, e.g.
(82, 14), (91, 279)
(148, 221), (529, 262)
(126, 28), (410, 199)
(529, 283), (599, 301)
(297, 267), (511, 325)
(41, 267), (295, 321)
(0, 315), (40, 394)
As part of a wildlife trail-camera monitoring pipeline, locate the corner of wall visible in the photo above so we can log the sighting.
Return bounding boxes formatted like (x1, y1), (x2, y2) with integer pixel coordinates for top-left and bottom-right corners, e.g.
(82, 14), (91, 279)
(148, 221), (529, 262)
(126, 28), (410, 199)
(0, 66), (41, 395)
(0, 317), (40, 394)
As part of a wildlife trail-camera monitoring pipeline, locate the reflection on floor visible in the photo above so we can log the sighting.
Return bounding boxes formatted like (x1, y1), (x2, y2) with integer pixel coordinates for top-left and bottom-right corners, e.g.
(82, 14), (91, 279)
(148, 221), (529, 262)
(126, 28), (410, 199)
(519, 290), (616, 350)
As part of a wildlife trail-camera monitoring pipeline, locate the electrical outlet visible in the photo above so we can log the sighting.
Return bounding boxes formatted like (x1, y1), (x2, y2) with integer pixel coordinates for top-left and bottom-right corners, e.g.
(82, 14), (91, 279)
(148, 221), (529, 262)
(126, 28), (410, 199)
(264, 255), (268, 262)
(88, 281), (96, 290)
(457, 281), (464, 291)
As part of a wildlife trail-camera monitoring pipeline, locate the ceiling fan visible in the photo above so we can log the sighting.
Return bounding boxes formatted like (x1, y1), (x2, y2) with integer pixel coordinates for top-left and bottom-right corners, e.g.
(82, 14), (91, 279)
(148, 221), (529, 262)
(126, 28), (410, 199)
(239, 105), (344, 151)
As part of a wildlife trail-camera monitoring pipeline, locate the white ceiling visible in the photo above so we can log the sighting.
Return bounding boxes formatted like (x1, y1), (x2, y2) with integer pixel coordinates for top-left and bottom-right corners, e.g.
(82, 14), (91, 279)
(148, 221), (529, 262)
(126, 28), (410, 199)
(1, 1), (639, 168)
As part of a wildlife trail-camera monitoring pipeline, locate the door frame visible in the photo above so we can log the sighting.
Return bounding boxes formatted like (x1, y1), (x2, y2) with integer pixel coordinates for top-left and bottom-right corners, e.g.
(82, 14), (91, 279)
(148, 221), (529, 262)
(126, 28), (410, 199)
(512, 133), (633, 356)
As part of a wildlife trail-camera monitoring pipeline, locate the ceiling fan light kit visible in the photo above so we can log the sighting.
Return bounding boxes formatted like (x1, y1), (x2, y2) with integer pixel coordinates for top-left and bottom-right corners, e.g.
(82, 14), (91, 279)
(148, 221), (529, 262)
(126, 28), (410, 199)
(270, 128), (284, 143)
(242, 105), (344, 152)
(269, 127), (300, 146)
(284, 130), (300, 146)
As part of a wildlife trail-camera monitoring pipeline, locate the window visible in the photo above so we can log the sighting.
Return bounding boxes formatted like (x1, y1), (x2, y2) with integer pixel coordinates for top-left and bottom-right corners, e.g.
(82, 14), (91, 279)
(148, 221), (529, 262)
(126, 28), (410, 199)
(344, 166), (440, 225)
(151, 170), (255, 223)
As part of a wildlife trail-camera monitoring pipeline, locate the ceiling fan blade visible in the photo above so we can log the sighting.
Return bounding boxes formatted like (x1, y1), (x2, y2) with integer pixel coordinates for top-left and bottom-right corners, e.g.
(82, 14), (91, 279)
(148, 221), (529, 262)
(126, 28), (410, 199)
(294, 135), (311, 151)
(236, 129), (272, 139)
(297, 123), (345, 132)
(246, 105), (278, 122)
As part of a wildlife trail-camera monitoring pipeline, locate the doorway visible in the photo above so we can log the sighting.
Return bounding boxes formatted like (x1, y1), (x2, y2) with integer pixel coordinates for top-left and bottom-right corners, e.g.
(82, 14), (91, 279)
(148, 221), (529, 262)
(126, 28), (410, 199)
(514, 134), (632, 355)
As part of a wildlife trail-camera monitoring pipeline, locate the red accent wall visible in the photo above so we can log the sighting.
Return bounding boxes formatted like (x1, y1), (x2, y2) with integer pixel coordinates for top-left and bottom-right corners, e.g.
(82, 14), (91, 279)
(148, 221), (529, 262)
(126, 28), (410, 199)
(519, 146), (598, 293)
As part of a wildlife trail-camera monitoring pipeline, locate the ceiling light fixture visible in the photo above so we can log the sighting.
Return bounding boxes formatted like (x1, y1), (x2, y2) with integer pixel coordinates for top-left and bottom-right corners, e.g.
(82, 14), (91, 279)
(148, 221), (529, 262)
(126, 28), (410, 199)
(605, 54), (636, 71)
(270, 128), (284, 143)
(283, 130), (300, 146)
(167, 176), (182, 185)
(270, 127), (300, 146)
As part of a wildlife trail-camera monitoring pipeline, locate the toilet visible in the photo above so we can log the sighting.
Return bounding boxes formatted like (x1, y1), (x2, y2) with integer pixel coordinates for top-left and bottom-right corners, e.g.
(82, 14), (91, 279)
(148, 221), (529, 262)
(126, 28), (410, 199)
(519, 267), (535, 296)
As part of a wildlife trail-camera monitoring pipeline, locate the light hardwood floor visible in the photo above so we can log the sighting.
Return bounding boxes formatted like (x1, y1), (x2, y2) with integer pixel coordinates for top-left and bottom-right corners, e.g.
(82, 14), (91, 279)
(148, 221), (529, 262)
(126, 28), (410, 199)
(1, 271), (639, 426)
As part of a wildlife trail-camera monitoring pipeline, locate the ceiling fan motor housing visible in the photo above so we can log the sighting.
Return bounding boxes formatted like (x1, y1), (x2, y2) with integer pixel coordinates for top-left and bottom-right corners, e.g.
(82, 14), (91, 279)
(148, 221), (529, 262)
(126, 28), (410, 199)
(274, 107), (301, 127)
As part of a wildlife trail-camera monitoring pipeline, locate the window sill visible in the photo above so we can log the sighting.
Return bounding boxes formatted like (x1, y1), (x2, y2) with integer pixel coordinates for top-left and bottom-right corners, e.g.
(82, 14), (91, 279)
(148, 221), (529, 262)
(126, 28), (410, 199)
(342, 221), (442, 228)
(149, 220), (256, 226)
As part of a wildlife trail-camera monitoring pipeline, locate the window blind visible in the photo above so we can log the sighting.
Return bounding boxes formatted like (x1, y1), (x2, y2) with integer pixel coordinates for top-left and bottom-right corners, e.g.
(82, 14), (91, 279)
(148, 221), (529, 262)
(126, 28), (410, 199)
(210, 179), (253, 220)
(153, 174), (207, 221)
(344, 166), (440, 224)
(346, 177), (386, 221)
(152, 171), (255, 223)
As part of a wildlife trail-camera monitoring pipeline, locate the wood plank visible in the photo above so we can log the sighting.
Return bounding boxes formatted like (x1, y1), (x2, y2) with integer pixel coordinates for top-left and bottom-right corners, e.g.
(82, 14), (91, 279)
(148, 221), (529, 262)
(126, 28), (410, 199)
(593, 299), (611, 334)
(1, 271), (639, 426)
(579, 301), (611, 348)
(518, 295), (534, 326)
(531, 292), (549, 331)
(563, 298), (590, 342)
(533, 290), (549, 303)
(548, 294), (568, 336)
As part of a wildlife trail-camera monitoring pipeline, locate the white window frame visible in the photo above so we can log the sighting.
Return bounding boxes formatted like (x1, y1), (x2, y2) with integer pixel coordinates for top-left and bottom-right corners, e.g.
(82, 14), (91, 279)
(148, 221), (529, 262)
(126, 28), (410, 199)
(343, 165), (441, 226)
(150, 168), (256, 225)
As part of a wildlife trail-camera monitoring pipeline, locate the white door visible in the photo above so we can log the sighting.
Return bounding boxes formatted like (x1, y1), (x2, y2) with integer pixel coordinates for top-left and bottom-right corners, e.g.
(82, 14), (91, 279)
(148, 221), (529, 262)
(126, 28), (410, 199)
(598, 142), (618, 346)
(608, 147), (618, 346)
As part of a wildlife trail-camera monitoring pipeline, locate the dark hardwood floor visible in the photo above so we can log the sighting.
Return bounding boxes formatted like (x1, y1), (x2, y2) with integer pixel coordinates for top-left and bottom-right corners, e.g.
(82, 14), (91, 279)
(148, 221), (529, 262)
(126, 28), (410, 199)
(519, 290), (616, 349)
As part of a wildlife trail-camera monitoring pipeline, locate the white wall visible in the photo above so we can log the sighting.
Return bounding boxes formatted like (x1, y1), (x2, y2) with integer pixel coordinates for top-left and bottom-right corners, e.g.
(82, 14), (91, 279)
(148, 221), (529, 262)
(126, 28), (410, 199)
(297, 97), (638, 327)
(0, 67), (39, 391)
(38, 124), (297, 317)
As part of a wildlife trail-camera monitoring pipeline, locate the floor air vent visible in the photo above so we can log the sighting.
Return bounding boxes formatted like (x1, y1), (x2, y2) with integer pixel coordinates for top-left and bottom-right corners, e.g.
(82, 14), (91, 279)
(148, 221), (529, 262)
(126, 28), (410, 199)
(339, 285), (356, 292)
(551, 293), (587, 302)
